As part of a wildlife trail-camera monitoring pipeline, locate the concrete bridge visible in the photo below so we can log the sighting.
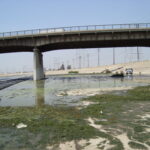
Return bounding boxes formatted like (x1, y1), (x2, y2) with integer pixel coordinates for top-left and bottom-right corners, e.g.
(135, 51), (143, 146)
(0, 23), (150, 80)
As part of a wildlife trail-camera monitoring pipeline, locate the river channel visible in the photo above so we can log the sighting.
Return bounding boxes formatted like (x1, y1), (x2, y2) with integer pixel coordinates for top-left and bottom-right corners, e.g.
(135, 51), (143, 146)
(0, 74), (150, 150)
(0, 75), (149, 107)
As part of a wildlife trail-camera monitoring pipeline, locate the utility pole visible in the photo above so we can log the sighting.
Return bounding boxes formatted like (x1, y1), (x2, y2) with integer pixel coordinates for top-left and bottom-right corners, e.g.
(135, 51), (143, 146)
(79, 56), (81, 69)
(87, 53), (89, 68)
(137, 47), (140, 61)
(129, 47), (143, 62)
(72, 58), (75, 69)
(67, 60), (69, 69)
(53, 57), (58, 70)
(113, 48), (115, 65)
(124, 47), (127, 63)
(97, 48), (100, 66)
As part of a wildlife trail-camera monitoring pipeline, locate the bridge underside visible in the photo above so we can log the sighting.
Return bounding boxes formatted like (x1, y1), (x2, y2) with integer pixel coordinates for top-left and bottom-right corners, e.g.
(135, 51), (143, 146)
(39, 39), (150, 52)
(0, 39), (150, 53)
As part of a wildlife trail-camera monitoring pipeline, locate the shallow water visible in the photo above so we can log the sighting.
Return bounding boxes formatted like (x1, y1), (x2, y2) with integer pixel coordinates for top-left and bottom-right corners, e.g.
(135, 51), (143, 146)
(0, 75), (149, 107)
(0, 75), (150, 150)
(0, 75), (27, 81)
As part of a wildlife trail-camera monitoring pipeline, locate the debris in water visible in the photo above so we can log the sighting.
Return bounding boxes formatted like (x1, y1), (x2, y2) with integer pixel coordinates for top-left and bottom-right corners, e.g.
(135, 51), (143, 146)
(16, 123), (27, 129)
(100, 110), (103, 114)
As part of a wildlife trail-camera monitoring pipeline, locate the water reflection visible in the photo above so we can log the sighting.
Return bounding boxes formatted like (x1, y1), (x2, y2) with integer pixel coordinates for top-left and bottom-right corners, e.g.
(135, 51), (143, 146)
(127, 75), (133, 80)
(35, 80), (45, 107)
(0, 75), (149, 107)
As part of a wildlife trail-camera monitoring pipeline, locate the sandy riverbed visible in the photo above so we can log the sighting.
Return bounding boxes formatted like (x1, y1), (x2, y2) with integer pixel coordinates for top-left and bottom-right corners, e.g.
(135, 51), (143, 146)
(46, 60), (150, 76)
(1, 60), (150, 77)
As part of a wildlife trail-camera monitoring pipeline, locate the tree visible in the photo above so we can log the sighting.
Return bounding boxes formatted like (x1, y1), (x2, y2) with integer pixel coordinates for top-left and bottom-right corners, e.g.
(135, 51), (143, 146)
(59, 64), (65, 70)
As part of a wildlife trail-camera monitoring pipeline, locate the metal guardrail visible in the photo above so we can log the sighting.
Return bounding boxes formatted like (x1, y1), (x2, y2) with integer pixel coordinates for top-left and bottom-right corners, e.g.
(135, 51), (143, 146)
(0, 23), (150, 38)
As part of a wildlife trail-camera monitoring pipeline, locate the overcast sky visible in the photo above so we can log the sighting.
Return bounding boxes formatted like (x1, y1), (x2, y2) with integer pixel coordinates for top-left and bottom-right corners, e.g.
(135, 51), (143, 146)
(0, 0), (150, 73)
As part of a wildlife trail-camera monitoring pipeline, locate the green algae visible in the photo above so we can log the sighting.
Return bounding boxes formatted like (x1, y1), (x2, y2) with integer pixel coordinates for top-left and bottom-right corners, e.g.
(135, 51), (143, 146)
(128, 141), (148, 150)
(0, 85), (150, 149)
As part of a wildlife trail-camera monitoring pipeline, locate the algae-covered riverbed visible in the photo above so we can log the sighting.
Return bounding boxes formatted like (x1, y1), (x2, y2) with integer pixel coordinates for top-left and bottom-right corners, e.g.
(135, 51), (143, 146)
(0, 75), (150, 150)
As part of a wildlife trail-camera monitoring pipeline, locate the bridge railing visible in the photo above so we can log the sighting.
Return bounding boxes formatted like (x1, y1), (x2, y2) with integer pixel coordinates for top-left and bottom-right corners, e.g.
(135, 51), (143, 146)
(0, 23), (150, 38)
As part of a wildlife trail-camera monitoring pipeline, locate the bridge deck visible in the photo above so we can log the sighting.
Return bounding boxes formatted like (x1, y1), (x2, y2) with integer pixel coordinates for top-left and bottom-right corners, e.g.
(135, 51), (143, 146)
(0, 23), (150, 39)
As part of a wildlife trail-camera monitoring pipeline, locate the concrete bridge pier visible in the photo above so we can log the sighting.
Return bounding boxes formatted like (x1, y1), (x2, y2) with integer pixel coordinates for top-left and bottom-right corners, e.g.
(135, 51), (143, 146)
(33, 48), (45, 80)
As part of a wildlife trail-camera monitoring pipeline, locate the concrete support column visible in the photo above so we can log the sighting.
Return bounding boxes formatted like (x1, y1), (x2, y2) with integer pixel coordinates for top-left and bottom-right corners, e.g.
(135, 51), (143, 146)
(33, 48), (45, 80)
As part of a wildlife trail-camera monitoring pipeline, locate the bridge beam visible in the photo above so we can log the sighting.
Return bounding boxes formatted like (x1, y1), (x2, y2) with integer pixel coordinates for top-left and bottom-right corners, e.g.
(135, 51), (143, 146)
(33, 48), (45, 80)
